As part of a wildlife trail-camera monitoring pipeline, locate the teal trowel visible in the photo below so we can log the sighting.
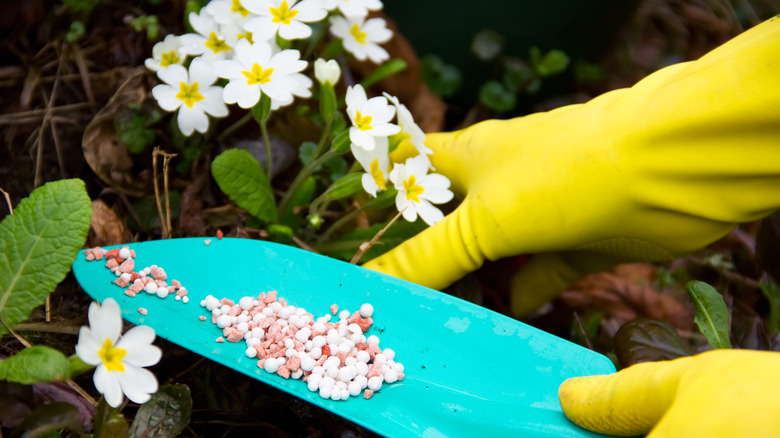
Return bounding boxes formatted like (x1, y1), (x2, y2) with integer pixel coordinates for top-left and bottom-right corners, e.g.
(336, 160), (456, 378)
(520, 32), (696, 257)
(71, 237), (615, 437)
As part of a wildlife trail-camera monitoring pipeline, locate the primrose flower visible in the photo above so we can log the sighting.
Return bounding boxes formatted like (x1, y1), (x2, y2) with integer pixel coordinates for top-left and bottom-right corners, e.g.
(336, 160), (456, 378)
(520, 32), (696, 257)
(351, 137), (389, 197)
(345, 84), (400, 151)
(212, 39), (307, 109)
(328, 0), (382, 18)
(243, 0), (327, 41)
(384, 93), (433, 168)
(390, 155), (453, 226)
(179, 9), (235, 60)
(314, 58), (341, 86)
(75, 298), (162, 408)
(144, 34), (186, 72)
(204, 0), (257, 25)
(152, 57), (229, 136)
(329, 15), (392, 64)
(271, 72), (314, 110)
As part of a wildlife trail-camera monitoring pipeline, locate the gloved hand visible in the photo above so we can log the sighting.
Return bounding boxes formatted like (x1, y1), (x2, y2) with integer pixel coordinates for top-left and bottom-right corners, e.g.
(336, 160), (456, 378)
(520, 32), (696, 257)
(558, 349), (780, 437)
(364, 17), (780, 315)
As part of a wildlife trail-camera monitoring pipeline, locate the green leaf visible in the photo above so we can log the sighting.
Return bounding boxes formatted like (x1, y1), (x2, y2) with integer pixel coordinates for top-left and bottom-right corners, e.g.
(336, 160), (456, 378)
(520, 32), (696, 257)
(359, 59), (407, 89)
(325, 156), (347, 181)
(211, 149), (278, 223)
(298, 141), (317, 165)
(366, 186), (397, 209)
(129, 384), (192, 438)
(330, 130), (351, 155)
(252, 94), (273, 124)
(8, 402), (83, 438)
(759, 277), (780, 335)
(319, 82), (337, 123)
(323, 173), (363, 201)
(421, 54), (462, 98)
(685, 281), (732, 349)
(0, 179), (91, 336)
(478, 81), (516, 114)
(531, 47), (570, 77)
(0, 346), (71, 384)
(66, 355), (93, 379)
(267, 224), (294, 244)
(94, 397), (128, 438)
(317, 218), (427, 261)
(614, 318), (692, 367)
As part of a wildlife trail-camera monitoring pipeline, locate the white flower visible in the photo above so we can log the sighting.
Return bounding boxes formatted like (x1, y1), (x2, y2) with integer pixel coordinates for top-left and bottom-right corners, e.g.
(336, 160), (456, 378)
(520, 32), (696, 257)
(329, 0), (382, 18)
(212, 39), (307, 109)
(383, 93), (433, 168)
(144, 34), (186, 72)
(179, 9), (235, 60)
(329, 15), (392, 64)
(351, 137), (389, 196)
(314, 58), (341, 85)
(390, 155), (453, 226)
(204, 0), (256, 25)
(271, 72), (313, 110)
(243, 0), (327, 41)
(345, 84), (400, 151)
(75, 298), (162, 408)
(152, 57), (229, 136)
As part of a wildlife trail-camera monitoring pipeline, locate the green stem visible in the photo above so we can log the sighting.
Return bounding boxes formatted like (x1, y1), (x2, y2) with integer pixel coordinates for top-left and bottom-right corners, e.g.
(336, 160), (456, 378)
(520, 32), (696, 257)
(217, 112), (253, 142)
(277, 119), (334, 216)
(317, 203), (368, 244)
(261, 118), (272, 178)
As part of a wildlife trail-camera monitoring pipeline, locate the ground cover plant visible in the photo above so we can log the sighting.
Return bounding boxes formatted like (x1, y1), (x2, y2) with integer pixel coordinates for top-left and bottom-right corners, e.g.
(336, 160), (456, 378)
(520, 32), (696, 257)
(1, 0), (780, 436)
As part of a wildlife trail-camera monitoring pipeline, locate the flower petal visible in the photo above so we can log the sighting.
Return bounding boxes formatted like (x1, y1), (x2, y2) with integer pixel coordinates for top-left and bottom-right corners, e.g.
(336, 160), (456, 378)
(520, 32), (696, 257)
(416, 199), (444, 226)
(278, 20), (312, 40)
(115, 325), (162, 367)
(177, 105), (208, 136)
(75, 326), (101, 366)
(89, 299), (122, 344)
(200, 86), (230, 117)
(94, 365), (124, 408)
(189, 58), (217, 87)
(115, 364), (159, 405)
(157, 64), (188, 87)
(152, 84), (182, 112)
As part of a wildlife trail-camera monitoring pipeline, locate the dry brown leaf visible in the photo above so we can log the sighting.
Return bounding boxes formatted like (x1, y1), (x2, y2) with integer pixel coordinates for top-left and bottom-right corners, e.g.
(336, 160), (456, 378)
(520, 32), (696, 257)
(82, 67), (152, 197)
(88, 199), (130, 247)
(559, 263), (694, 330)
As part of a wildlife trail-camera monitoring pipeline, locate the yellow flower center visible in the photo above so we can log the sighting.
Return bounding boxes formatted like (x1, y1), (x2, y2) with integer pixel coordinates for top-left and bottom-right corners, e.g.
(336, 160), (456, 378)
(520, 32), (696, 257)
(404, 175), (424, 203)
(270, 1), (299, 25)
(176, 82), (205, 108)
(231, 0), (250, 17)
(354, 111), (373, 131)
(370, 159), (386, 190)
(160, 50), (180, 67)
(98, 338), (127, 373)
(349, 23), (367, 44)
(237, 31), (254, 44)
(205, 32), (231, 54)
(242, 63), (274, 85)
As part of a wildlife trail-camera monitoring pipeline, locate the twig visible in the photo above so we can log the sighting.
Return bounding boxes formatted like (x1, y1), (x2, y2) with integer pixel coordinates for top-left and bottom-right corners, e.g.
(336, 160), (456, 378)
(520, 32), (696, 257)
(0, 187), (12, 215)
(572, 312), (595, 350)
(292, 236), (318, 253)
(13, 322), (80, 335)
(152, 147), (177, 239)
(1, 318), (32, 348)
(350, 210), (404, 264)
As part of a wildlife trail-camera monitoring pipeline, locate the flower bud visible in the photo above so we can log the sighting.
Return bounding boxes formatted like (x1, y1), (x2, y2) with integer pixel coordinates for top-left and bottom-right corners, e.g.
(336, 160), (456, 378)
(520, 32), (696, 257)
(314, 58), (341, 85)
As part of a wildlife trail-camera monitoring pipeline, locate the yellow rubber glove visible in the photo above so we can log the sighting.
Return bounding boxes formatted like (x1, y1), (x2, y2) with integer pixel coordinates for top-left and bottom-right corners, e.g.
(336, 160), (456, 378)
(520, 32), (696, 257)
(364, 17), (780, 315)
(558, 349), (780, 437)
